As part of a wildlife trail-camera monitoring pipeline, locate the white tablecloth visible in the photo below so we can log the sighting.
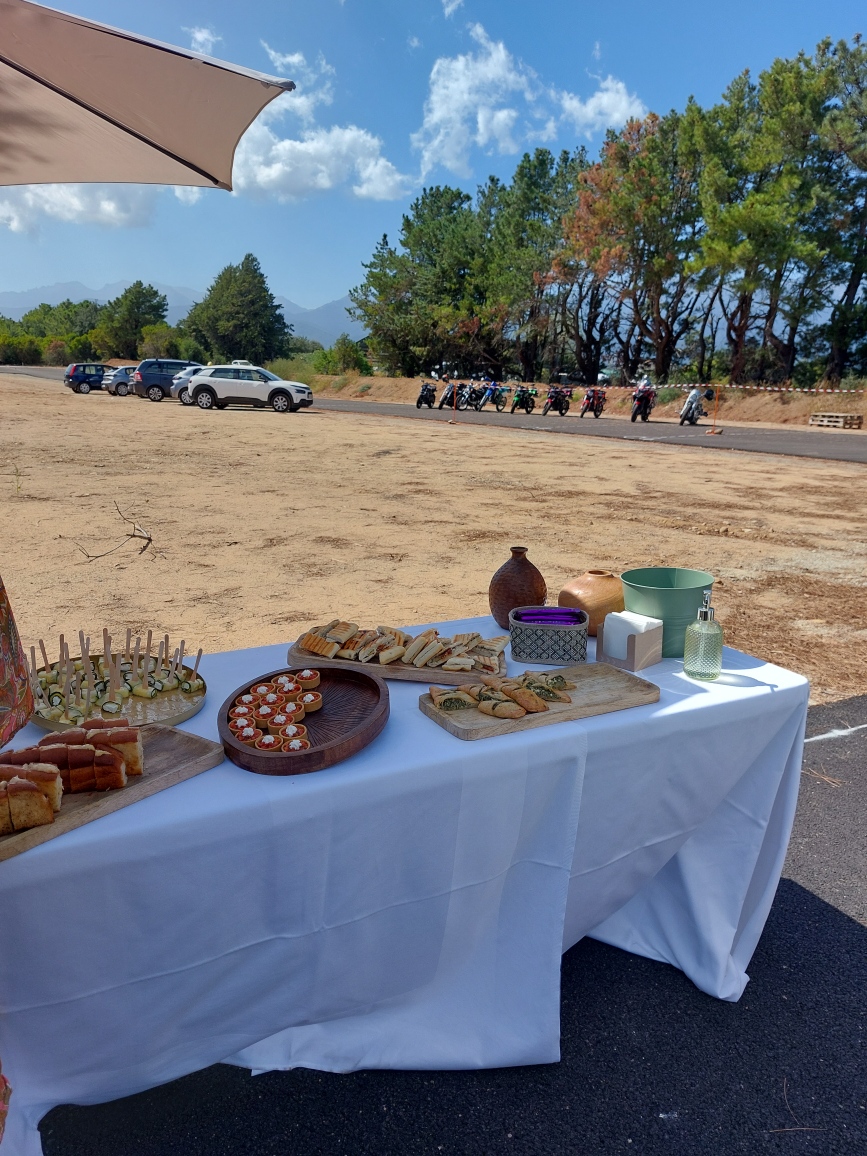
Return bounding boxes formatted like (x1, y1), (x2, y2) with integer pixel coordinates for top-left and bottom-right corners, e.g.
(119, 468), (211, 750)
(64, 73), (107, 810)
(0, 616), (808, 1155)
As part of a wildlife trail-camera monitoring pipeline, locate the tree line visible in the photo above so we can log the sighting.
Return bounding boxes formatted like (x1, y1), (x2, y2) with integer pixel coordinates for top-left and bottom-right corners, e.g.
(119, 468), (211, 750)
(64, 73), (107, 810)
(0, 255), (320, 366)
(349, 37), (867, 385)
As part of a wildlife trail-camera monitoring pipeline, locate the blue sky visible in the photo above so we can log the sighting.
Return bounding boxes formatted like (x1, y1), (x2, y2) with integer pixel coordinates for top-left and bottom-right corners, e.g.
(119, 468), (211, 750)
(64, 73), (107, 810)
(0, 0), (864, 308)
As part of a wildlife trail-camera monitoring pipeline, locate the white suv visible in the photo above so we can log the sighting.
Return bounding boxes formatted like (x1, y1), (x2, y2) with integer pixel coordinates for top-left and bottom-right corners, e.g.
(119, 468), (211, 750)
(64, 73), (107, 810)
(186, 365), (314, 413)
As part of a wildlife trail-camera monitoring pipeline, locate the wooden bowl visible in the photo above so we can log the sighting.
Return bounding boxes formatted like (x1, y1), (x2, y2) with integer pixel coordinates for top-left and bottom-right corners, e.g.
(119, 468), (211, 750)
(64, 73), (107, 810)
(217, 664), (389, 776)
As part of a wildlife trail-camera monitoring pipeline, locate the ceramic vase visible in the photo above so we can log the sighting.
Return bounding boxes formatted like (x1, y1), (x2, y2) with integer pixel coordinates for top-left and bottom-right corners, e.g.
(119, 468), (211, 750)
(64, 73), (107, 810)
(558, 569), (624, 637)
(488, 547), (547, 630)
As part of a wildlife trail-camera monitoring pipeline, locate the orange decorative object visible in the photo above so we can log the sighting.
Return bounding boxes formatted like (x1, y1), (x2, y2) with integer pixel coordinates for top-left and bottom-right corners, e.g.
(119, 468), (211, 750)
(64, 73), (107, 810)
(0, 575), (33, 749)
(558, 570), (624, 636)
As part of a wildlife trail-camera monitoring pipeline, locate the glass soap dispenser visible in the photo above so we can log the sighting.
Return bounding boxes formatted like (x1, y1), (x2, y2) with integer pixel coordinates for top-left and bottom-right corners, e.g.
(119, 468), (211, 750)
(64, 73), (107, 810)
(683, 591), (723, 680)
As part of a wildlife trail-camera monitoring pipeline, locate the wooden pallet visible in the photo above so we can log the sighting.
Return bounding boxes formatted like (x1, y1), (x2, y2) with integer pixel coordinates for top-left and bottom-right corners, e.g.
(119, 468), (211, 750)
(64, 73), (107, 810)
(808, 413), (863, 429)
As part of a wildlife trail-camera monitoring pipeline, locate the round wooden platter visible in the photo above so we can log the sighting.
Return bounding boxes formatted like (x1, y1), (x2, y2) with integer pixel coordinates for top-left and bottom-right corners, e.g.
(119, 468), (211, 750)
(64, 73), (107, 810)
(217, 664), (390, 776)
(30, 660), (207, 733)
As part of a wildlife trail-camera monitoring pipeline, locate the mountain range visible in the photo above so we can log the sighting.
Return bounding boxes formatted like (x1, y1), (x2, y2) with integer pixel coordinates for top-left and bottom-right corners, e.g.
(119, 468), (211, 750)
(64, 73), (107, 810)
(0, 281), (363, 346)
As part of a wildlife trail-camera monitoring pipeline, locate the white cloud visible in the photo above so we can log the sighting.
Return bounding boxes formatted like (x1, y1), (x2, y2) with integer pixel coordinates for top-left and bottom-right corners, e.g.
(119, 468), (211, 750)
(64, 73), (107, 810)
(592, 41), (601, 61)
(408, 36), (421, 49)
(412, 24), (645, 177)
(261, 43), (334, 122)
(234, 120), (411, 201)
(560, 77), (645, 137)
(412, 24), (537, 177)
(184, 26), (221, 56)
(443, 0), (464, 15)
(0, 185), (159, 233)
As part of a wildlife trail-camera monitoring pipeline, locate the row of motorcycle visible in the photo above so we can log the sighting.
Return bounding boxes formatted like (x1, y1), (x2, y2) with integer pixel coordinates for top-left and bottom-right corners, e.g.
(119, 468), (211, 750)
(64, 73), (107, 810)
(416, 378), (717, 424)
(416, 380), (608, 418)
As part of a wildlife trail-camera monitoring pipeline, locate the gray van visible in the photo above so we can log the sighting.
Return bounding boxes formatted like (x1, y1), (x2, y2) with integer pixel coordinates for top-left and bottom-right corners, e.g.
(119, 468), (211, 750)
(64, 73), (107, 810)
(133, 358), (202, 401)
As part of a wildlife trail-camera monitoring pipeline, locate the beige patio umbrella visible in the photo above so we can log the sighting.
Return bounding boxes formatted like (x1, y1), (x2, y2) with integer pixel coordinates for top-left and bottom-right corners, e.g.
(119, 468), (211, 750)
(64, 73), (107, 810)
(0, 1), (295, 755)
(0, 0), (295, 189)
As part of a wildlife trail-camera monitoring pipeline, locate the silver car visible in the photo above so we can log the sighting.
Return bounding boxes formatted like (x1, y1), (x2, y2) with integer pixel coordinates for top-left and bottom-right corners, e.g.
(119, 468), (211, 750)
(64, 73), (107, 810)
(103, 366), (137, 396)
(170, 365), (204, 405)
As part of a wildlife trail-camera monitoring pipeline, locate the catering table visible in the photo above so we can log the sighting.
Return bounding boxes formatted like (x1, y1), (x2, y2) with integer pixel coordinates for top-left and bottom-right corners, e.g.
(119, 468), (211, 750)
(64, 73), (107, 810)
(0, 616), (809, 1155)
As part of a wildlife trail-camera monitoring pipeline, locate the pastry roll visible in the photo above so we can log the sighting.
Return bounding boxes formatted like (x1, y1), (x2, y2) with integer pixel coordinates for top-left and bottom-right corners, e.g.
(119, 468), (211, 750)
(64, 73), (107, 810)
(477, 700), (526, 719)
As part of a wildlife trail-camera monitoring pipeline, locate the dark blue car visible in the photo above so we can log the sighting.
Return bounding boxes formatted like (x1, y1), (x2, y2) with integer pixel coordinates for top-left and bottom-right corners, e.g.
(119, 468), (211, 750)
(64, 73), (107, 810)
(64, 362), (107, 393)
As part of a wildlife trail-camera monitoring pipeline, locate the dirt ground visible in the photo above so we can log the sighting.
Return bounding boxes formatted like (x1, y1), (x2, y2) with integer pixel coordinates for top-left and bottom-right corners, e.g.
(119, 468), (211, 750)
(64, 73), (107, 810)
(2, 374), (866, 703)
(313, 372), (866, 428)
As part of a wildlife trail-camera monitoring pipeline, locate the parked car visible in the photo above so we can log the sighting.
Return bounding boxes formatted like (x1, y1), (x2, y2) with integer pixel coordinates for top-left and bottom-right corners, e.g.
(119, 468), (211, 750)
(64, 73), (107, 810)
(170, 365), (205, 405)
(63, 363), (107, 393)
(185, 365), (314, 412)
(103, 365), (137, 396)
(133, 358), (202, 402)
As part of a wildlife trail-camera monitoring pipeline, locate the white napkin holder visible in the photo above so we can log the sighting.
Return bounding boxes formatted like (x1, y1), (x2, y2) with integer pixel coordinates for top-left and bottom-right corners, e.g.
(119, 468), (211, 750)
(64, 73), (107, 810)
(597, 612), (664, 672)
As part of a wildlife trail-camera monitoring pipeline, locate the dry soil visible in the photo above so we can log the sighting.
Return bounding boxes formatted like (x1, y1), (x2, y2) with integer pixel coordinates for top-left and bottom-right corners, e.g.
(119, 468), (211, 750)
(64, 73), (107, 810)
(1, 374), (865, 703)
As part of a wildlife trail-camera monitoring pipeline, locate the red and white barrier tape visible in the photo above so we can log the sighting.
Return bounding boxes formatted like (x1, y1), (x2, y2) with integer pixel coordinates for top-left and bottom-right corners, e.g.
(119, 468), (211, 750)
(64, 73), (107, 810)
(605, 383), (864, 394)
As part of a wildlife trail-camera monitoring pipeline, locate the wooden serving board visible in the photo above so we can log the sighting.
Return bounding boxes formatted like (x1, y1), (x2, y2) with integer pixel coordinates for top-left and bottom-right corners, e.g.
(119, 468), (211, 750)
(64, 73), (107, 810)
(0, 724), (224, 862)
(219, 664), (389, 776)
(287, 640), (507, 685)
(31, 659), (207, 733)
(418, 663), (660, 740)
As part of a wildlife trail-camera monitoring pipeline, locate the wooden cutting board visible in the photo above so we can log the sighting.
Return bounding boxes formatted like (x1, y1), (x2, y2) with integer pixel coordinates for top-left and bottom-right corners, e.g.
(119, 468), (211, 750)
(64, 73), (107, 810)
(418, 663), (660, 740)
(286, 640), (507, 685)
(0, 724), (224, 862)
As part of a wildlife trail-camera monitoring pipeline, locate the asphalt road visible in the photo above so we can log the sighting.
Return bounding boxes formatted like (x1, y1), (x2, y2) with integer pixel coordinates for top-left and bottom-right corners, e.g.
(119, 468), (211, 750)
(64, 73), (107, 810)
(3, 366), (867, 464)
(40, 696), (867, 1156)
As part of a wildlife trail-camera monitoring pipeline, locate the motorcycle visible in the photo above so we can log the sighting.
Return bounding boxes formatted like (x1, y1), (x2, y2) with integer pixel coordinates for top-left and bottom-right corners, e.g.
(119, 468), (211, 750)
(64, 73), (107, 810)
(542, 385), (572, 416)
(476, 381), (508, 411)
(438, 382), (470, 410)
(679, 388), (715, 426)
(630, 379), (657, 423)
(465, 384), (487, 411)
(510, 384), (537, 414)
(416, 381), (437, 409)
(579, 386), (606, 418)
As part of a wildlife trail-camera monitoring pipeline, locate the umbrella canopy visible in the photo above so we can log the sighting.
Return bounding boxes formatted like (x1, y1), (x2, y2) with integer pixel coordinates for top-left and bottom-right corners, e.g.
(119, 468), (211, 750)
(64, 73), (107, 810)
(0, 0), (295, 189)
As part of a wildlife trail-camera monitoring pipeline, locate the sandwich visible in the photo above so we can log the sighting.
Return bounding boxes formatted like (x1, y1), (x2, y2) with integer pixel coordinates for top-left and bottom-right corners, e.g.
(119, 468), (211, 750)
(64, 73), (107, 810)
(299, 631), (341, 659)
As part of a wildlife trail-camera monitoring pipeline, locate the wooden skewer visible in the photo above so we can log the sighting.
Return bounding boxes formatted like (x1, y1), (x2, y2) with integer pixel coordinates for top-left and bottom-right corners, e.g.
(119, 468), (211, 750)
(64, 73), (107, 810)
(58, 634), (65, 675)
(63, 660), (72, 711)
(169, 647), (180, 679)
(84, 683), (92, 720)
(39, 638), (50, 677)
(154, 641), (164, 683)
(28, 648), (44, 701)
(143, 630), (153, 680)
(125, 628), (132, 663)
(192, 648), (203, 679)
(132, 636), (141, 686)
(163, 634), (170, 675)
(103, 628), (112, 670)
(175, 640), (186, 678)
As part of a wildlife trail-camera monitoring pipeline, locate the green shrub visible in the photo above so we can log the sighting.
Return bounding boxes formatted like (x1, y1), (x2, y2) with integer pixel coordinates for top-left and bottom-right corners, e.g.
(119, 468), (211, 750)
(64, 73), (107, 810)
(656, 386), (685, 404)
(266, 356), (315, 385)
(355, 382), (371, 394)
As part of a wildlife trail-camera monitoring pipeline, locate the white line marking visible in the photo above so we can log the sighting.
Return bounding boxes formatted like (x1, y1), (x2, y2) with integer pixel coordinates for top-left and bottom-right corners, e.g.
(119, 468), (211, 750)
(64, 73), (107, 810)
(804, 723), (867, 743)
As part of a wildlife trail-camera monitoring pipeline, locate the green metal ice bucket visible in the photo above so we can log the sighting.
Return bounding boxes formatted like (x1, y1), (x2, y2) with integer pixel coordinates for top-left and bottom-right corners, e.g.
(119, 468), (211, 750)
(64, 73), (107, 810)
(620, 567), (714, 658)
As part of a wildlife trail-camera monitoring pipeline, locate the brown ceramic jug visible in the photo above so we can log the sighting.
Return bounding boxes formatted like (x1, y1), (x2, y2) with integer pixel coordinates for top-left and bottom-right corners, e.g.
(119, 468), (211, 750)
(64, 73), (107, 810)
(558, 569), (624, 636)
(488, 547), (547, 630)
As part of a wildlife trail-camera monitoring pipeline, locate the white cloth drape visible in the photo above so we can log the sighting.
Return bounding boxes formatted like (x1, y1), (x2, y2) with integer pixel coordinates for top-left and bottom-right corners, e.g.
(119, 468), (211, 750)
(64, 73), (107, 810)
(0, 617), (807, 1155)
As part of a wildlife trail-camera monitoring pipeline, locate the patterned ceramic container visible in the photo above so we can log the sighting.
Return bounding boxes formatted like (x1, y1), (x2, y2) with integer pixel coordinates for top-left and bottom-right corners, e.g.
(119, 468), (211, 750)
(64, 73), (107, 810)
(508, 605), (588, 665)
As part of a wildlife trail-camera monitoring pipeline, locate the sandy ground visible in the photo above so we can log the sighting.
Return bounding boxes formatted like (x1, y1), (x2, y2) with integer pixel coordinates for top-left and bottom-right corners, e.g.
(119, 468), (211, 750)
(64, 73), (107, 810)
(2, 374), (866, 703)
(312, 372), (867, 428)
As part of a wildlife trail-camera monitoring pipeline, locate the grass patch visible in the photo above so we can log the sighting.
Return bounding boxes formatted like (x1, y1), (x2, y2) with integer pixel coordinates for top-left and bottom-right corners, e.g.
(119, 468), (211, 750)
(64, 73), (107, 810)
(656, 386), (685, 404)
(266, 356), (316, 386)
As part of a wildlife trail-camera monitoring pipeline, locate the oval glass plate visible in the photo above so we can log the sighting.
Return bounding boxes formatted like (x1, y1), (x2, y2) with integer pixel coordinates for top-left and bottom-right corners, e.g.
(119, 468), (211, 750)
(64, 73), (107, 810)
(218, 664), (389, 776)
